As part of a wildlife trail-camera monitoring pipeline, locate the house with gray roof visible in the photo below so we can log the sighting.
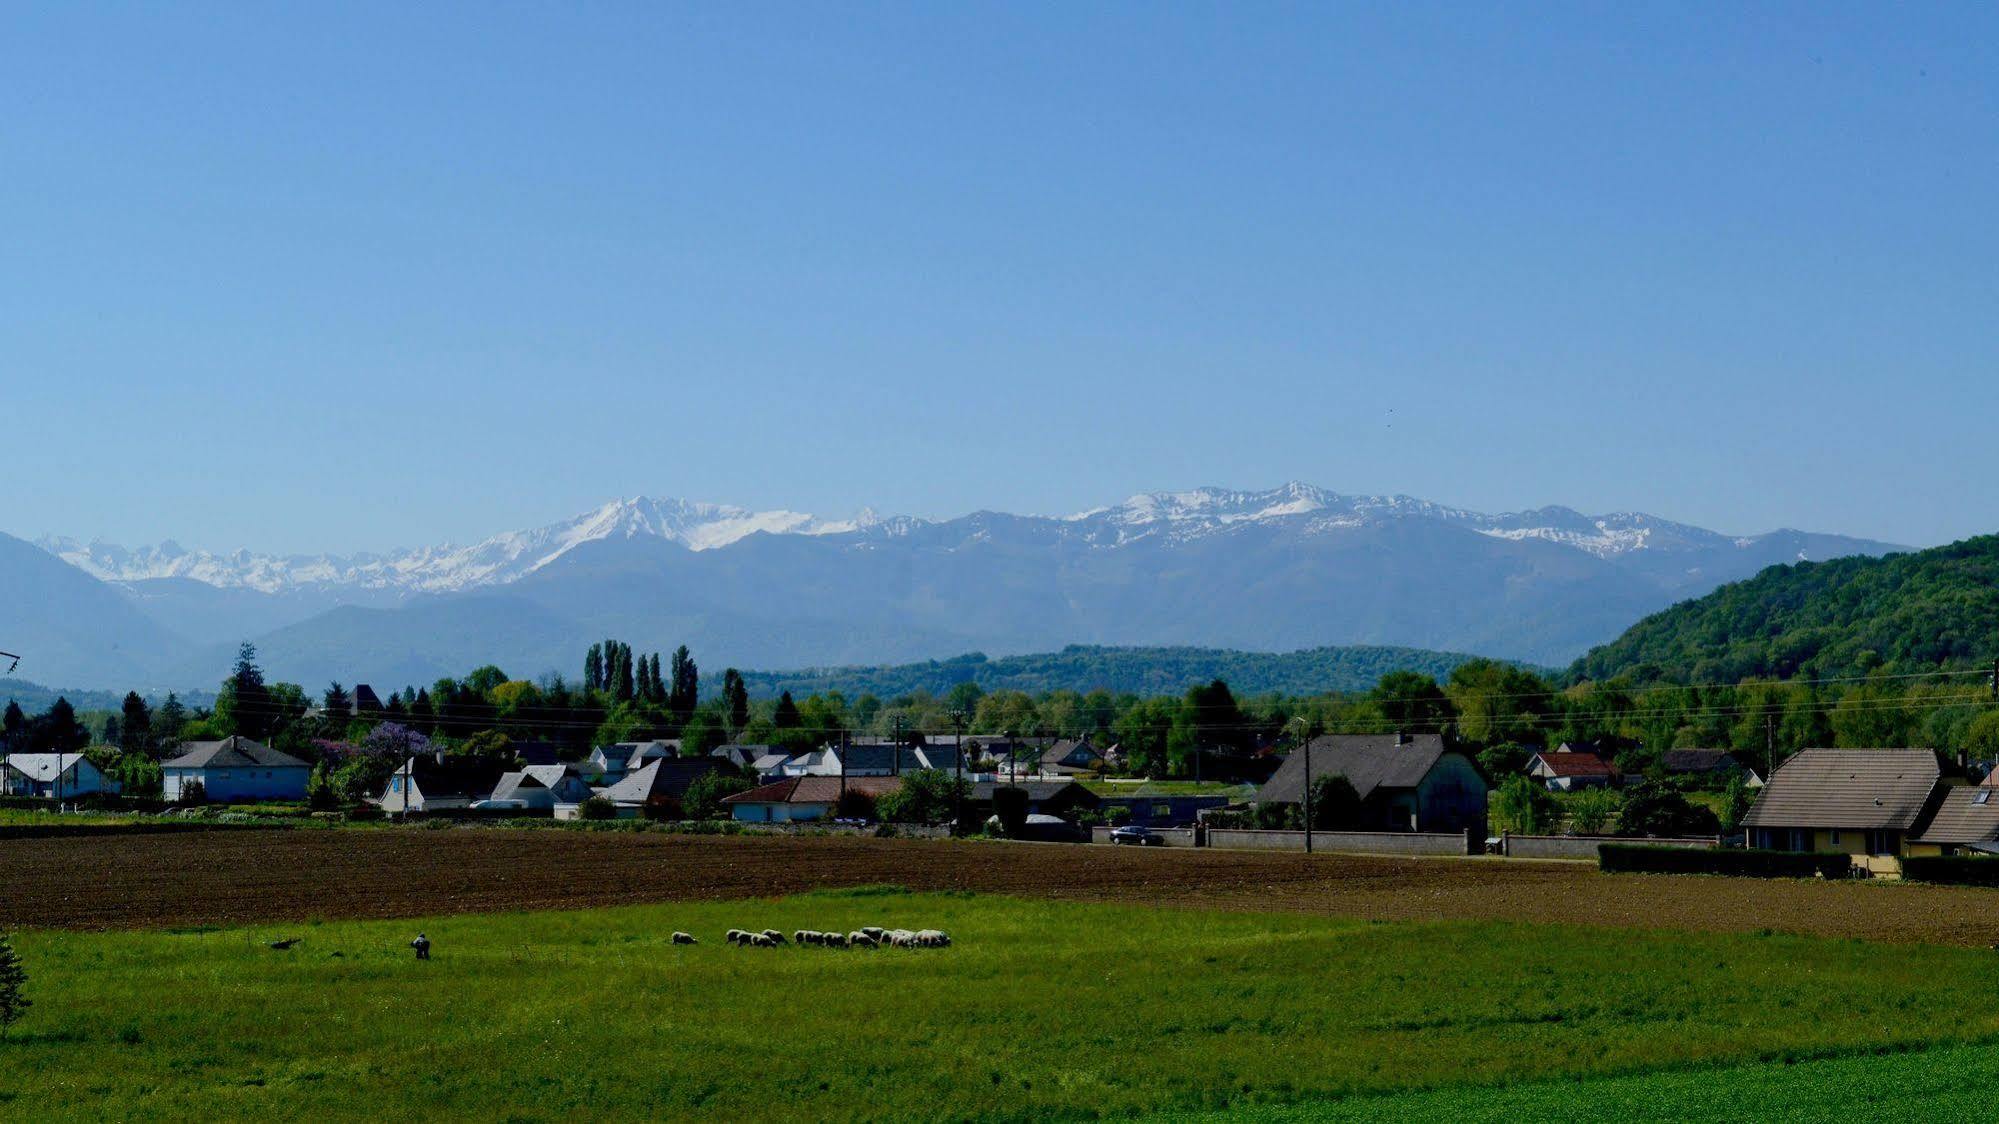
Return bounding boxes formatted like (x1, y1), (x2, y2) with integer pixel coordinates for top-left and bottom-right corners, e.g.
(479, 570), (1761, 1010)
(162, 737), (311, 802)
(2, 753), (118, 799)
(487, 765), (595, 813)
(593, 757), (731, 817)
(380, 754), (509, 814)
(1743, 749), (1947, 873)
(1255, 733), (1486, 834)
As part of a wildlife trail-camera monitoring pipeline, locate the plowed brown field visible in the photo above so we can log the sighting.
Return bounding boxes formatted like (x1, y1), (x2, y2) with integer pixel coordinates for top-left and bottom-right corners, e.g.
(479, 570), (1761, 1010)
(5, 829), (1998, 945)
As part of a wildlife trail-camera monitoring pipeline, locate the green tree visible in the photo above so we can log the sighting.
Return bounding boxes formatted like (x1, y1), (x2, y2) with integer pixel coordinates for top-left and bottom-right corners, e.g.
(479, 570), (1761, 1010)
(215, 643), (275, 740)
(876, 769), (970, 825)
(1565, 786), (1620, 834)
(29, 697), (88, 753)
(1614, 782), (1721, 838)
(722, 669), (751, 732)
(584, 643), (605, 694)
(668, 646), (699, 723)
(1, 701), (25, 752)
(0, 932), (28, 1040)
(1369, 671), (1454, 734)
(306, 763), (341, 811)
(1491, 775), (1557, 835)
(119, 692), (152, 754)
(946, 681), (985, 715)
(772, 691), (802, 731)
(680, 707), (728, 756)
(682, 770), (752, 819)
(153, 693), (187, 743)
(1446, 659), (1554, 747)
(1720, 774), (1756, 832)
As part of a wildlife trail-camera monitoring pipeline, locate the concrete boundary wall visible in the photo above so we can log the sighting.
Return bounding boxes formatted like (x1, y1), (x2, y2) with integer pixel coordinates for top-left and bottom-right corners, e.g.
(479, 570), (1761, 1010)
(1502, 834), (1719, 861)
(1204, 828), (1470, 856)
(1090, 826), (1199, 847)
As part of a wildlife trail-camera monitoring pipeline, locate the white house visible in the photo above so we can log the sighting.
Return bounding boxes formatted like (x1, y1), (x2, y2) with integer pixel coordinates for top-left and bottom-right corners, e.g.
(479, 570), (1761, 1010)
(162, 737), (312, 803)
(2, 754), (118, 799)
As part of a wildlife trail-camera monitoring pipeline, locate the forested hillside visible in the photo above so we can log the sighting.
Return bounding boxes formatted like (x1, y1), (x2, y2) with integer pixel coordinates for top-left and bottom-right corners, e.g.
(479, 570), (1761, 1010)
(1571, 537), (1999, 685)
(737, 645), (1495, 700)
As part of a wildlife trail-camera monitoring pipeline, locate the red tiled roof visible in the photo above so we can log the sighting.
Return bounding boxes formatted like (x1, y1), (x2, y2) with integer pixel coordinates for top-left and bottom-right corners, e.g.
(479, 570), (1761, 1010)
(1532, 752), (1618, 778)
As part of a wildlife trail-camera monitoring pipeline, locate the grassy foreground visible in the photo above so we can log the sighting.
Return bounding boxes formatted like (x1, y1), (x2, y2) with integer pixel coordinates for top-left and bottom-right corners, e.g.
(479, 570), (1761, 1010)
(6, 889), (1999, 1120)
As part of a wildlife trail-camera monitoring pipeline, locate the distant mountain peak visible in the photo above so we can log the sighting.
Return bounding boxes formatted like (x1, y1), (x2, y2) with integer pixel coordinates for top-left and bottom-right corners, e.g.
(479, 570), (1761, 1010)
(34, 484), (1901, 597)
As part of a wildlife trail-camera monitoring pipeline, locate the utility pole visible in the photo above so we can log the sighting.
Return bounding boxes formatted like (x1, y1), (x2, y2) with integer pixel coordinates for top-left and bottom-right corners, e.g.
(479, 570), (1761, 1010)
(953, 711), (966, 836)
(891, 716), (902, 778)
(1290, 717), (1312, 854)
(1764, 712), (1776, 783)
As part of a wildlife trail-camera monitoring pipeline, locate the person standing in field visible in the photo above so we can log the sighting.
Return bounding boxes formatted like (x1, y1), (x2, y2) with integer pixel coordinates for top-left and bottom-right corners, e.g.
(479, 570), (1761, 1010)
(411, 933), (431, 960)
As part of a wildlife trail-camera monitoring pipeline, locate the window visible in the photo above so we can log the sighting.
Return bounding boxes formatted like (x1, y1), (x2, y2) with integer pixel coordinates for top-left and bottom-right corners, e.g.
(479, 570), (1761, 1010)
(1830, 830), (1841, 845)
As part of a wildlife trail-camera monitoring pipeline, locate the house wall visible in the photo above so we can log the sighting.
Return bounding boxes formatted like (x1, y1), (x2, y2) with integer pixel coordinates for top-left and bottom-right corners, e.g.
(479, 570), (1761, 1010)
(729, 801), (835, 823)
(1414, 754), (1488, 834)
(166, 767), (309, 803)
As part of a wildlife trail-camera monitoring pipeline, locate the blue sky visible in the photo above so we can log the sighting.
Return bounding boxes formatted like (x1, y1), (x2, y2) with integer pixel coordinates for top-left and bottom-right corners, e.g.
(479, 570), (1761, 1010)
(5, 3), (1994, 552)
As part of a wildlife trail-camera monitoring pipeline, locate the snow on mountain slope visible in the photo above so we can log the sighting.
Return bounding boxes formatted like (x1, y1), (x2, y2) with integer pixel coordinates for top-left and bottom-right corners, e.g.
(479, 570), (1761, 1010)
(41, 498), (861, 594)
(36, 484), (1892, 595)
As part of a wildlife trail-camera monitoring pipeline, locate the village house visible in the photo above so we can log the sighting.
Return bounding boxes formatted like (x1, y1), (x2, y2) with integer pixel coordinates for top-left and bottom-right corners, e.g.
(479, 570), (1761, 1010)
(792, 742), (964, 778)
(590, 757), (731, 818)
(379, 754), (509, 814)
(1, 753), (118, 799)
(721, 775), (902, 823)
(1660, 748), (1763, 786)
(161, 737), (312, 802)
(710, 744), (773, 771)
(1255, 733), (1487, 835)
(484, 765), (595, 813)
(1742, 748), (1944, 875)
(1038, 738), (1106, 776)
(966, 779), (1100, 821)
(1525, 748), (1621, 791)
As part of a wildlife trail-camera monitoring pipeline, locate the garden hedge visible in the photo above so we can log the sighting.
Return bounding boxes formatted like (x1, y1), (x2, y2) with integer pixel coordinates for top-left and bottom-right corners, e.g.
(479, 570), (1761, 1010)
(1599, 843), (1851, 879)
(1901, 855), (1999, 886)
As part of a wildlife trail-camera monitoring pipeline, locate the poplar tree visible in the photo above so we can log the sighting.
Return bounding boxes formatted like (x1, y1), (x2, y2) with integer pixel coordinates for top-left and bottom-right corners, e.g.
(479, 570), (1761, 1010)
(120, 692), (152, 754)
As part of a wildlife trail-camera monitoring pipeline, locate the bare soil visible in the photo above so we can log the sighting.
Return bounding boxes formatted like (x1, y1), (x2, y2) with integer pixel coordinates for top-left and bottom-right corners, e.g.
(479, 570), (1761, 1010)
(6, 829), (1998, 945)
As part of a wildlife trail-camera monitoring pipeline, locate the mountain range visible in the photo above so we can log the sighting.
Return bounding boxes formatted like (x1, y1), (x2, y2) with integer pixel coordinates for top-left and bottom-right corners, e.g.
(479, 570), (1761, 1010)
(6, 483), (1904, 691)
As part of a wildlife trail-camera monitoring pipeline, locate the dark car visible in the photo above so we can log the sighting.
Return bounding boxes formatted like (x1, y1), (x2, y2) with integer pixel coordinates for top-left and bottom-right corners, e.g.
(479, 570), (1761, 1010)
(1110, 824), (1163, 846)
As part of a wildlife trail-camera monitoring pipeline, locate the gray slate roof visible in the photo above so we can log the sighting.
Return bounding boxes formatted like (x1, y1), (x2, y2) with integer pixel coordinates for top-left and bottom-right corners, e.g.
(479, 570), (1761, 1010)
(1741, 749), (1941, 831)
(3, 754), (90, 782)
(597, 757), (728, 805)
(1662, 749), (1741, 774)
(1912, 786), (1999, 846)
(163, 737), (310, 771)
(1256, 734), (1449, 804)
(968, 779), (1097, 804)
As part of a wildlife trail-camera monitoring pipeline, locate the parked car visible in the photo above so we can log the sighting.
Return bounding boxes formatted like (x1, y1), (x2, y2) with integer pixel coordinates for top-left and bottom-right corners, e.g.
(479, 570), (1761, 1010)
(1110, 824), (1163, 846)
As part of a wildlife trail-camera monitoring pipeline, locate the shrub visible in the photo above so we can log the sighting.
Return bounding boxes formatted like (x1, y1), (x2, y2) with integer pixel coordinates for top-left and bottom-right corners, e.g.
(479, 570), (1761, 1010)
(0, 932), (28, 1039)
(177, 779), (207, 806)
(578, 796), (617, 821)
(1600, 844), (1850, 879)
(1492, 775), (1557, 834)
(1901, 855), (1999, 886)
(1614, 783), (1721, 838)
(1565, 787), (1620, 835)
(682, 771), (752, 820)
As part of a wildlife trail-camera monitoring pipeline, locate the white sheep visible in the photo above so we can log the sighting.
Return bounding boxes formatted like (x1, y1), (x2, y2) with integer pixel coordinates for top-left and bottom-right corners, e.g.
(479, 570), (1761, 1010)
(822, 931), (848, 948)
(794, 929), (816, 945)
(916, 929), (951, 948)
(859, 926), (887, 942)
(761, 929), (787, 945)
(887, 929), (918, 948)
(751, 933), (777, 947)
(672, 932), (698, 945)
(848, 931), (879, 948)
(725, 929), (747, 945)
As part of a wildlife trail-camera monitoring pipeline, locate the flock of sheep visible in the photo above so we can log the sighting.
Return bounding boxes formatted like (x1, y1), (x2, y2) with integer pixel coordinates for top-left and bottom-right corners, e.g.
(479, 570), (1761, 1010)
(667, 926), (951, 949)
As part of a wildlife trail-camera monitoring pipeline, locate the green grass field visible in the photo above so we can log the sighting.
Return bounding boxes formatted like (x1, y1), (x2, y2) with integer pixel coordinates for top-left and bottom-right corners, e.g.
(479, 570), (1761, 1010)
(6, 889), (1999, 1120)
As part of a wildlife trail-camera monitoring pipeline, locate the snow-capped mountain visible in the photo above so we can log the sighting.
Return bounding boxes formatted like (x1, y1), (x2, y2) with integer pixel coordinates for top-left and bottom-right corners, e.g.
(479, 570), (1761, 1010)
(11, 484), (1904, 689)
(41, 498), (886, 595)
